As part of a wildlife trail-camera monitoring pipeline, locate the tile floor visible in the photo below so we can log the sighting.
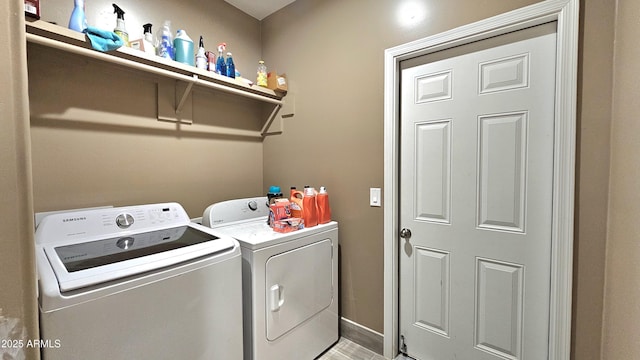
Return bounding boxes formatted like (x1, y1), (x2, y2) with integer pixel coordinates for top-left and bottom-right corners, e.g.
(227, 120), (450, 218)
(317, 338), (387, 360)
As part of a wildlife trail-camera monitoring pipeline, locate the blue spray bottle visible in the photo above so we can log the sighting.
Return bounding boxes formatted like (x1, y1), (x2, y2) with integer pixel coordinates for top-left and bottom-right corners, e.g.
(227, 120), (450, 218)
(68, 0), (87, 32)
(215, 43), (226, 75)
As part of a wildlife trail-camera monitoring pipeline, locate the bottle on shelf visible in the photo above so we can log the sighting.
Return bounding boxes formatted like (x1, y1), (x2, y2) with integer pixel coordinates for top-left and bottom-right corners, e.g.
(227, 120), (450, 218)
(156, 20), (174, 60)
(195, 36), (207, 70)
(142, 23), (155, 55)
(257, 60), (268, 87)
(215, 43), (226, 75)
(112, 3), (129, 47)
(68, 0), (87, 32)
(226, 52), (236, 78)
(174, 29), (194, 66)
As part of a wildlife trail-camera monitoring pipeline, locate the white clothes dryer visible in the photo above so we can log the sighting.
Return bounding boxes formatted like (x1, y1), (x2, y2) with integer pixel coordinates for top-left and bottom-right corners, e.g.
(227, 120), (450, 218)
(202, 197), (339, 360)
(35, 203), (244, 360)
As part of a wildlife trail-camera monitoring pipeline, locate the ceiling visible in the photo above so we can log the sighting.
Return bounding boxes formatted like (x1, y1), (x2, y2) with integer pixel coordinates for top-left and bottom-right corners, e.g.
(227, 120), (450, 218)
(224, 0), (297, 20)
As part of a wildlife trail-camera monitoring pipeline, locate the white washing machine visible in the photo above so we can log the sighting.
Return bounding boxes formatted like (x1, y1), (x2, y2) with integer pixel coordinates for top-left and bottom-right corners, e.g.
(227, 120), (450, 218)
(202, 197), (339, 360)
(35, 202), (244, 360)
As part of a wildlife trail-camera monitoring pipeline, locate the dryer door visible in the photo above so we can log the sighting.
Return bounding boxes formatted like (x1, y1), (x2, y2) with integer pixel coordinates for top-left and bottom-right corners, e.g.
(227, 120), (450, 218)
(265, 238), (333, 341)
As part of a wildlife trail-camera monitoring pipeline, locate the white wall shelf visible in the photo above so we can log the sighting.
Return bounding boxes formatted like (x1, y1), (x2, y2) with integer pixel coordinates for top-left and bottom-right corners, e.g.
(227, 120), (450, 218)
(25, 19), (286, 138)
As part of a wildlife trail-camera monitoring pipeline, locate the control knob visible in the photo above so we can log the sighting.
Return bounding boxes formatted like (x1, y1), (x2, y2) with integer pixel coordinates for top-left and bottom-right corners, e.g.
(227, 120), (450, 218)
(116, 213), (134, 229)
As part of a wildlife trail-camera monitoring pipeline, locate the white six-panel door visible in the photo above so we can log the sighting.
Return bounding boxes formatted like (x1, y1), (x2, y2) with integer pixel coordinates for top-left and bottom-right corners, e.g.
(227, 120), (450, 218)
(399, 23), (557, 359)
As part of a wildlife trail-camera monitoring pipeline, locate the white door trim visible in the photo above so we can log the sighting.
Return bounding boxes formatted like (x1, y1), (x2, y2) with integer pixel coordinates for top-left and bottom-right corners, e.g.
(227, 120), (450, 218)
(382, 1), (579, 359)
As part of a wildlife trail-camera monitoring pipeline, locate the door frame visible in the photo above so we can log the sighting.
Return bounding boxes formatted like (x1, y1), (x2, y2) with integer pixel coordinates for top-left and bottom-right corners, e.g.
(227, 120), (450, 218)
(382, 0), (579, 358)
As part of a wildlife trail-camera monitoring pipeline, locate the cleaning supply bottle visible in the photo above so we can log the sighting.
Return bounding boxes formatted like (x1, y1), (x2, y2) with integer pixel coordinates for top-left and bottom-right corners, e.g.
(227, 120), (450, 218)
(302, 186), (318, 228)
(226, 52), (236, 78)
(195, 36), (207, 70)
(68, 0), (87, 32)
(156, 20), (174, 60)
(267, 186), (283, 226)
(174, 29), (194, 66)
(142, 23), (156, 55)
(112, 3), (129, 47)
(257, 60), (268, 87)
(267, 186), (283, 206)
(289, 186), (303, 218)
(317, 186), (332, 224)
(215, 43), (226, 75)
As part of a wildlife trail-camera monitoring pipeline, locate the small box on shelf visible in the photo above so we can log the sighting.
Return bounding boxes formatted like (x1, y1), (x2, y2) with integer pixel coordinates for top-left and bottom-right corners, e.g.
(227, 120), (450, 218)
(25, 0), (40, 19)
(267, 71), (288, 94)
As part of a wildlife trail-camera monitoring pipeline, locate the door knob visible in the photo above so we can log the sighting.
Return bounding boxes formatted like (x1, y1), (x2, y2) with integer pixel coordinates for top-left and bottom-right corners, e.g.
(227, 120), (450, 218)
(400, 228), (412, 239)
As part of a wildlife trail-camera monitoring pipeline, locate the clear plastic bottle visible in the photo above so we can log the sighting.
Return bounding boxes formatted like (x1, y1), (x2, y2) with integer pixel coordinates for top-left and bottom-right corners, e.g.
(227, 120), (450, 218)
(156, 21), (174, 60)
(257, 60), (268, 87)
(226, 52), (236, 78)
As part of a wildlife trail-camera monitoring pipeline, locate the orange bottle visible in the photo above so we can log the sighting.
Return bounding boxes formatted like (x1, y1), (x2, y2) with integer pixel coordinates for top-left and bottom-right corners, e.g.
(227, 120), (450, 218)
(317, 186), (331, 224)
(302, 186), (318, 228)
(290, 186), (304, 218)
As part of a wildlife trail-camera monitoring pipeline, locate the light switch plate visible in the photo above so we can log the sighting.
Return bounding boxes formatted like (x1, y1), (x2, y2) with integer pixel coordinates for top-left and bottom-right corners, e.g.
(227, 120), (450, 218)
(370, 188), (381, 207)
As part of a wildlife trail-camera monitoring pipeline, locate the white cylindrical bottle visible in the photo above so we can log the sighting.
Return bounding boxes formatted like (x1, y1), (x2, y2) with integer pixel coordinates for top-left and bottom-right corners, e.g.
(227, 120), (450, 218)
(196, 36), (207, 70)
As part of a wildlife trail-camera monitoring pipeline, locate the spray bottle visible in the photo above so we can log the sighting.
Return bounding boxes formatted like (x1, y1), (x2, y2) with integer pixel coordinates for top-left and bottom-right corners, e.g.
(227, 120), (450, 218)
(142, 23), (156, 55)
(215, 43), (226, 75)
(112, 3), (129, 47)
(195, 36), (207, 70)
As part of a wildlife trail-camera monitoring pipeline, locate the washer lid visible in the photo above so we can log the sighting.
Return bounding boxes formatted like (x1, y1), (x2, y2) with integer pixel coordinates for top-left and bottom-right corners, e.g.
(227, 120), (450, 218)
(43, 224), (236, 292)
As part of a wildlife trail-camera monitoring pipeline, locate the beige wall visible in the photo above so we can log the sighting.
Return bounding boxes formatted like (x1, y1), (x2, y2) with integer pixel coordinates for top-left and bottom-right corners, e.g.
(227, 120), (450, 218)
(261, 0), (544, 333)
(30, 0), (267, 217)
(602, 0), (640, 357)
(572, 0), (615, 359)
(1, 1), (39, 359)
(262, 0), (613, 358)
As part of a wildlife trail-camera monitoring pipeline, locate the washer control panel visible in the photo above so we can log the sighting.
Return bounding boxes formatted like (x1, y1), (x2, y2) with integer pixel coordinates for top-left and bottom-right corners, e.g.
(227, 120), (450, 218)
(36, 203), (190, 245)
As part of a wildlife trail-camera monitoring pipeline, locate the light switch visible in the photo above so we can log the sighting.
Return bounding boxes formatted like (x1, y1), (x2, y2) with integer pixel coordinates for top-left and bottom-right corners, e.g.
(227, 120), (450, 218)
(370, 188), (382, 207)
